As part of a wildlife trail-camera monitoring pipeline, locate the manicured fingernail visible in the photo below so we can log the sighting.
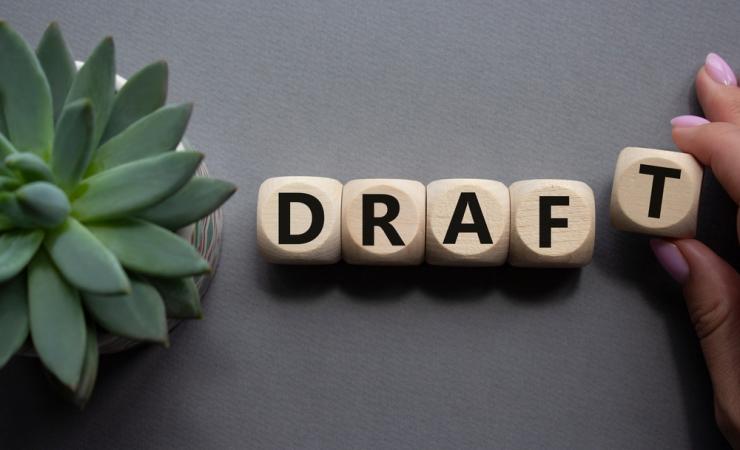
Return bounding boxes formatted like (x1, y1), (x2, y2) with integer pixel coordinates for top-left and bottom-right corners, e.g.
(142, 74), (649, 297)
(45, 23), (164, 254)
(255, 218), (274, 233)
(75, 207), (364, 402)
(670, 115), (710, 128)
(650, 239), (690, 284)
(705, 53), (737, 86)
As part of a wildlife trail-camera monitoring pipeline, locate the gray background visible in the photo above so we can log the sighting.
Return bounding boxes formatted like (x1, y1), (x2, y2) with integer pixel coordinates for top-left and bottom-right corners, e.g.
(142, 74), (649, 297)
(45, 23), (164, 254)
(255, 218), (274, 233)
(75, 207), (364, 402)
(0, 0), (738, 448)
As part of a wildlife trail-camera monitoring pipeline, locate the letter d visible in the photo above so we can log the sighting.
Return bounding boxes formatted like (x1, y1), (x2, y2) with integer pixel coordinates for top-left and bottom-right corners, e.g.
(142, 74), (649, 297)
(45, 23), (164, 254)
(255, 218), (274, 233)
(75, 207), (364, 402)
(278, 193), (325, 244)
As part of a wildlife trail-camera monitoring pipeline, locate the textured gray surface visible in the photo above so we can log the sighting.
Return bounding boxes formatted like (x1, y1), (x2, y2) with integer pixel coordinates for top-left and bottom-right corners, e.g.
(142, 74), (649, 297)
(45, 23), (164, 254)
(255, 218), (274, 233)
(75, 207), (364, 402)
(0, 1), (738, 449)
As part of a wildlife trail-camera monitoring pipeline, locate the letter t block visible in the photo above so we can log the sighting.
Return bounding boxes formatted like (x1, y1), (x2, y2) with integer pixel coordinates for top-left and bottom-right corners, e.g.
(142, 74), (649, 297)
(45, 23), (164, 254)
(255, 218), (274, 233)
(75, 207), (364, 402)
(257, 176), (343, 264)
(610, 147), (703, 238)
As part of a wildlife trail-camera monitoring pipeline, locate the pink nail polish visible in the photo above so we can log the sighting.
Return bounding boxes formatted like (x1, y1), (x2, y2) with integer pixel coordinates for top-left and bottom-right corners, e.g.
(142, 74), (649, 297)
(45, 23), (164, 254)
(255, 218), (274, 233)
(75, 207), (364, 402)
(670, 115), (710, 127)
(650, 239), (690, 284)
(705, 53), (737, 86)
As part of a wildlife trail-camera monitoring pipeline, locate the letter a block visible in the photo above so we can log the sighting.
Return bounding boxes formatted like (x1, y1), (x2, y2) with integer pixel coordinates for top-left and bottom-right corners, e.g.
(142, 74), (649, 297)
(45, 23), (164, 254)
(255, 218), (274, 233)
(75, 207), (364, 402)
(342, 179), (425, 265)
(257, 176), (343, 264)
(610, 147), (703, 238)
(509, 179), (595, 268)
(426, 179), (510, 266)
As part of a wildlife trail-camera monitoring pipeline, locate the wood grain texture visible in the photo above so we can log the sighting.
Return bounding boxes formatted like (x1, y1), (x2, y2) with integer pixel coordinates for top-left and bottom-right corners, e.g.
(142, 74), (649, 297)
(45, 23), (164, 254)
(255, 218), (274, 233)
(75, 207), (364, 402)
(257, 176), (342, 264)
(426, 179), (509, 266)
(509, 179), (595, 268)
(342, 179), (425, 265)
(610, 147), (703, 238)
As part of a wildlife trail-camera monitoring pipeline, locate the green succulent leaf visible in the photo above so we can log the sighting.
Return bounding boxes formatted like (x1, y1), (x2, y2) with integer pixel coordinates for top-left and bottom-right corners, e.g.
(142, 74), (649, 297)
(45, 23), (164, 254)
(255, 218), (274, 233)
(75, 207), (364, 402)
(101, 61), (168, 143)
(0, 229), (44, 282)
(0, 193), (29, 228)
(87, 219), (210, 277)
(0, 274), (29, 368)
(28, 250), (86, 390)
(137, 177), (236, 230)
(0, 133), (18, 159)
(64, 36), (114, 147)
(91, 103), (192, 174)
(0, 192), (22, 223)
(83, 278), (168, 344)
(52, 99), (95, 190)
(0, 215), (12, 231)
(5, 152), (53, 182)
(148, 276), (202, 319)
(0, 22), (54, 156)
(72, 321), (98, 409)
(15, 182), (70, 228)
(0, 176), (20, 191)
(36, 22), (75, 123)
(71, 151), (203, 222)
(45, 218), (129, 295)
(0, 161), (12, 175)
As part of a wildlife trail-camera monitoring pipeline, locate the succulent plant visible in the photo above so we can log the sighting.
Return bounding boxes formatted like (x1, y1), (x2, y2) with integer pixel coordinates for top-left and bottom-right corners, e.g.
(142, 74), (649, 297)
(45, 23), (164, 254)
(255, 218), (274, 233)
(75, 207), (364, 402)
(0, 22), (235, 406)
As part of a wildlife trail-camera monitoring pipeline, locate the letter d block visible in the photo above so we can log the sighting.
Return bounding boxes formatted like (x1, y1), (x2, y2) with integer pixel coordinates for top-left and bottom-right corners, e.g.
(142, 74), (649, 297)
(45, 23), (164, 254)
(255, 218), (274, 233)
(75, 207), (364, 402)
(342, 179), (425, 265)
(426, 179), (510, 266)
(610, 147), (703, 238)
(509, 179), (595, 268)
(257, 176), (342, 264)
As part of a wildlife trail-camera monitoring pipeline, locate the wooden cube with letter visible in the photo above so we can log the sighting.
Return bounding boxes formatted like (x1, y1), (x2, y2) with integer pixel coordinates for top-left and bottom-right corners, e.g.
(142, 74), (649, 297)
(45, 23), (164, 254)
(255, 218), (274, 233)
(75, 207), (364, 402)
(426, 179), (510, 266)
(341, 179), (426, 265)
(257, 176), (343, 264)
(610, 147), (703, 238)
(509, 179), (595, 268)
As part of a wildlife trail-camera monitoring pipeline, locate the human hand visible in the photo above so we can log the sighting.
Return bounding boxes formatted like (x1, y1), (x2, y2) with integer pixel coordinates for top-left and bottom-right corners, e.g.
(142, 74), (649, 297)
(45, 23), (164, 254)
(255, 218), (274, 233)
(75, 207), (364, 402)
(651, 53), (740, 447)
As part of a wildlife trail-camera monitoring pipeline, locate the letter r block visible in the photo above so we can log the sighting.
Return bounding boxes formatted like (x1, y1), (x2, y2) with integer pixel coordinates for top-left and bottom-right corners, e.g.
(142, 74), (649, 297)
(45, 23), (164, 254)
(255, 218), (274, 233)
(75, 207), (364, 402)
(426, 179), (510, 266)
(342, 179), (426, 265)
(509, 179), (595, 268)
(257, 176), (342, 264)
(610, 147), (703, 238)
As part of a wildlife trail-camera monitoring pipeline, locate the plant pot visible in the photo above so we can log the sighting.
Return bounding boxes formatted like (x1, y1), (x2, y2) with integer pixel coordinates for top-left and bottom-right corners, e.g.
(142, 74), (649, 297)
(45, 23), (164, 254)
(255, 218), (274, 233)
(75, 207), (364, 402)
(96, 148), (224, 354)
(92, 64), (225, 354)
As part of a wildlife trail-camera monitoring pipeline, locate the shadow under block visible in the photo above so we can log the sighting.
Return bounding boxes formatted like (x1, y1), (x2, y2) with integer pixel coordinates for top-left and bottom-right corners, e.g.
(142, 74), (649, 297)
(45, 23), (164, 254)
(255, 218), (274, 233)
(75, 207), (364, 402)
(257, 176), (343, 264)
(610, 147), (703, 238)
(509, 179), (595, 268)
(342, 179), (426, 265)
(426, 179), (510, 266)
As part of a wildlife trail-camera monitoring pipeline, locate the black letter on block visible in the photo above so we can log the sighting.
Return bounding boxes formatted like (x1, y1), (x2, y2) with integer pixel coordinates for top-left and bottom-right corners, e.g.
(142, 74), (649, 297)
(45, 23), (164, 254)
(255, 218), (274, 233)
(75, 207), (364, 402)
(539, 196), (569, 248)
(639, 164), (682, 218)
(443, 192), (493, 244)
(362, 194), (404, 246)
(278, 193), (324, 244)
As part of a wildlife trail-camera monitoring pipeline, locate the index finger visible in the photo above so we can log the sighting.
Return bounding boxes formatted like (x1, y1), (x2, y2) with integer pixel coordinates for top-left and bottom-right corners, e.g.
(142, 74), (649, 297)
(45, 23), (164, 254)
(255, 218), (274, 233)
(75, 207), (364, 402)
(672, 121), (740, 204)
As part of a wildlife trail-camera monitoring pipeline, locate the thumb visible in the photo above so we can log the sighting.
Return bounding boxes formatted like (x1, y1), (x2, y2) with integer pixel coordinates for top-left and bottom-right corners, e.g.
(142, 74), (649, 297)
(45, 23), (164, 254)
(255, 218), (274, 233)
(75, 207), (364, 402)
(651, 238), (740, 444)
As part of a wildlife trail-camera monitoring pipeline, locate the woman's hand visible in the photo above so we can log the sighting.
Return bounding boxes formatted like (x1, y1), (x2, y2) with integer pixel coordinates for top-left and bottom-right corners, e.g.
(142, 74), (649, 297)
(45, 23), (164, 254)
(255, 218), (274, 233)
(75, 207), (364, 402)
(651, 52), (740, 447)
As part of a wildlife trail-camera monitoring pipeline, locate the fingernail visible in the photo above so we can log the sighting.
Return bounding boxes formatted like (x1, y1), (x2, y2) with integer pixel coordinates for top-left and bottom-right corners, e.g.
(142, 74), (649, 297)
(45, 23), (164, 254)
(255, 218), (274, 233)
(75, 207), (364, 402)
(705, 52), (737, 86)
(650, 239), (690, 284)
(670, 115), (710, 128)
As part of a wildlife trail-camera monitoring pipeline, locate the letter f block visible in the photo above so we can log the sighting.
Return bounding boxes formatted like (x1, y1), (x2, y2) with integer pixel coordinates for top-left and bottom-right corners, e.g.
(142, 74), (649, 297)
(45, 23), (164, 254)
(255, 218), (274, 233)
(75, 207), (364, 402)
(509, 179), (596, 268)
(257, 176), (343, 264)
(342, 179), (426, 265)
(610, 147), (703, 238)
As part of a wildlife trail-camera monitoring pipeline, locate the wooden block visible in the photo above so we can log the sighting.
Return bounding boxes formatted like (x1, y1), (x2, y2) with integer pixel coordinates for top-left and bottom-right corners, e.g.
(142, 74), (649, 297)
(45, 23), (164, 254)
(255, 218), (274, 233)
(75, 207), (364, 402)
(426, 179), (510, 266)
(509, 179), (595, 268)
(257, 176), (342, 264)
(610, 147), (703, 238)
(342, 179), (425, 265)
